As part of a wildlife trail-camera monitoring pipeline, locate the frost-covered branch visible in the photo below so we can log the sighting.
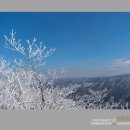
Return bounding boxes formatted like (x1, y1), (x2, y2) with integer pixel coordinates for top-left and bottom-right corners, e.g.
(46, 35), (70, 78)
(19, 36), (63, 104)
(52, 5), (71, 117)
(4, 30), (56, 70)
(4, 30), (25, 55)
(26, 37), (56, 69)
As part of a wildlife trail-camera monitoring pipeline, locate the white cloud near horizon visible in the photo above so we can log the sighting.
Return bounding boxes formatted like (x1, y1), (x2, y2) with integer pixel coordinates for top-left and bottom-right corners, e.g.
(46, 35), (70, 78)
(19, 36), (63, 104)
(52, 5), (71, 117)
(64, 58), (130, 77)
(100, 58), (130, 77)
(108, 58), (130, 70)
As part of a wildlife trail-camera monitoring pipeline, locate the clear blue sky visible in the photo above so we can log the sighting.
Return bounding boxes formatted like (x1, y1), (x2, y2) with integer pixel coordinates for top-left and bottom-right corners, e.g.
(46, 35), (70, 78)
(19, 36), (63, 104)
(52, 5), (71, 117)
(0, 12), (130, 77)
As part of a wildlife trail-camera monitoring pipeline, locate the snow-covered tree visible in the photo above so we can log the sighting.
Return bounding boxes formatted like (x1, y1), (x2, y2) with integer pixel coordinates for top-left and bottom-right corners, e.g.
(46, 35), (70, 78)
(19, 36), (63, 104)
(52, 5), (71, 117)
(0, 30), (55, 109)
(0, 30), (83, 110)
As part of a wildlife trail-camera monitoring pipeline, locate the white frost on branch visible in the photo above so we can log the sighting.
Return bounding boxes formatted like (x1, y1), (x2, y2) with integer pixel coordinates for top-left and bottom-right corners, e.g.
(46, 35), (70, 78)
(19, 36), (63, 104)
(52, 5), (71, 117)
(4, 29), (56, 70)
(4, 30), (25, 55)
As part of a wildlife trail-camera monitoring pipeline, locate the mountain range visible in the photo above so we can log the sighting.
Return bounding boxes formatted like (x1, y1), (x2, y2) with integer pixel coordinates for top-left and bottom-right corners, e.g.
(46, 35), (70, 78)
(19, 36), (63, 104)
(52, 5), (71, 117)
(55, 74), (130, 108)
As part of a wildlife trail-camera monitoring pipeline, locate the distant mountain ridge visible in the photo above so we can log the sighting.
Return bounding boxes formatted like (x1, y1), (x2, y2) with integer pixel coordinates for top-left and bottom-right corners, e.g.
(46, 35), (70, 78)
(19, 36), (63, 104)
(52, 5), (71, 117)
(55, 74), (130, 108)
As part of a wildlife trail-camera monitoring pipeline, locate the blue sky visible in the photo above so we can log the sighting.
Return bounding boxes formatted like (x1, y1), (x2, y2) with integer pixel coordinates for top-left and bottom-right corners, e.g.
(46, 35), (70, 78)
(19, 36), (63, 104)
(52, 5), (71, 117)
(0, 12), (130, 77)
